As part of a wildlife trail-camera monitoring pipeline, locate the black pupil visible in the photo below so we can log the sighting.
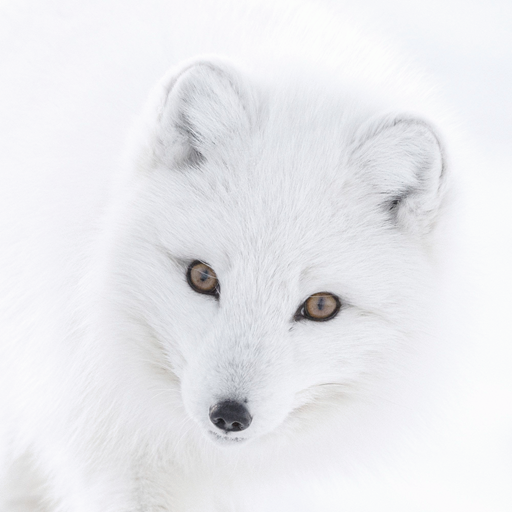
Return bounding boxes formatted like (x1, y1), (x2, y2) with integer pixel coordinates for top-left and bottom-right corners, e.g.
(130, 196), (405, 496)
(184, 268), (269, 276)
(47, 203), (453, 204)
(317, 296), (325, 311)
(200, 269), (210, 282)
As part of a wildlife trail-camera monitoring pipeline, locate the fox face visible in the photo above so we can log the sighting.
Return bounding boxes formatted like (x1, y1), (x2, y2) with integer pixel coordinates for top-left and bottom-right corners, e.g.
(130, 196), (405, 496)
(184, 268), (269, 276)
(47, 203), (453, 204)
(97, 57), (446, 450)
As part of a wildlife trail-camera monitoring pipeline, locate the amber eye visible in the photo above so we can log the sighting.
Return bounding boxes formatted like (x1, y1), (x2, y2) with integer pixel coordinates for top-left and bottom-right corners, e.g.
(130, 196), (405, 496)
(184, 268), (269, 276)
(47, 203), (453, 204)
(187, 261), (219, 297)
(298, 292), (340, 322)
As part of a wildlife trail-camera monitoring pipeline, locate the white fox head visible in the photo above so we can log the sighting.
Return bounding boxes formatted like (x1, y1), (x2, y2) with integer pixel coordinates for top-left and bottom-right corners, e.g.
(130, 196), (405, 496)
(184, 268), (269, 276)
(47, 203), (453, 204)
(96, 57), (448, 453)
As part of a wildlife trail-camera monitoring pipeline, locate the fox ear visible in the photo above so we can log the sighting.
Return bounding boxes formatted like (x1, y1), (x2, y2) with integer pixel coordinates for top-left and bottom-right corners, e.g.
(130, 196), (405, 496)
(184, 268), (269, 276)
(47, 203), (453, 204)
(351, 114), (446, 238)
(146, 58), (251, 168)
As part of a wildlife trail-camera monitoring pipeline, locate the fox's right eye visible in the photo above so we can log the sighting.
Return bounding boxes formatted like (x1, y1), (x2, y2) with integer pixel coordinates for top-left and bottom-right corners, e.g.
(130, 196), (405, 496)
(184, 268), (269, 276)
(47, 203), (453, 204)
(187, 261), (220, 298)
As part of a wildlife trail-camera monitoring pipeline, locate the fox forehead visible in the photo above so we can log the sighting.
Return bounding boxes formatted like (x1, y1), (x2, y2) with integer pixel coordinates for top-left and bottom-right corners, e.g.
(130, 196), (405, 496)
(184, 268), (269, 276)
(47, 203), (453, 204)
(149, 129), (376, 253)
(150, 166), (379, 270)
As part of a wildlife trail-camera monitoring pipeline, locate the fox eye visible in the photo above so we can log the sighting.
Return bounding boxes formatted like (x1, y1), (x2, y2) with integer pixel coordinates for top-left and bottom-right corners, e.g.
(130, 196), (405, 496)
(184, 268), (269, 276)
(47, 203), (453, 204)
(187, 261), (219, 297)
(296, 292), (340, 322)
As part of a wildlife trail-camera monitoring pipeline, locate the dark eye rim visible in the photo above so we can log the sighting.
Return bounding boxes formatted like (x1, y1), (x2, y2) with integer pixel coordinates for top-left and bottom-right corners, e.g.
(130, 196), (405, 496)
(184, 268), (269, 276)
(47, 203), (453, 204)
(186, 260), (220, 298)
(294, 292), (341, 322)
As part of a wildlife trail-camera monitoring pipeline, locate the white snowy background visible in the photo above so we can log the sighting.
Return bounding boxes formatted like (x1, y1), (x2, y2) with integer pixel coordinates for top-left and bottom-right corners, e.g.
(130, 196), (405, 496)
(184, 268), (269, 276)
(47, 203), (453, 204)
(1, 0), (511, 510)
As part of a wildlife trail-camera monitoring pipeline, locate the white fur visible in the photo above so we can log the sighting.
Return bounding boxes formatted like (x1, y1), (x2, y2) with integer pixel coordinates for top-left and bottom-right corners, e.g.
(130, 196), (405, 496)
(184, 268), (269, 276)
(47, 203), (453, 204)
(0, 1), (456, 510)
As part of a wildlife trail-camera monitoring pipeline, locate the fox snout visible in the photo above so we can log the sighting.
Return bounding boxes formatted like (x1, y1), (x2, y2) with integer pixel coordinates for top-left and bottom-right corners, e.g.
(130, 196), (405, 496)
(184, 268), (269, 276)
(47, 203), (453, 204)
(209, 400), (253, 432)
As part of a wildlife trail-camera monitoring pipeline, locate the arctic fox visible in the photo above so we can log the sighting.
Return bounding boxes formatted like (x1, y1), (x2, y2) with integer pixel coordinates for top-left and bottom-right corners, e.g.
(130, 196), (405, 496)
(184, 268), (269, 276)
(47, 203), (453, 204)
(0, 0), (453, 510)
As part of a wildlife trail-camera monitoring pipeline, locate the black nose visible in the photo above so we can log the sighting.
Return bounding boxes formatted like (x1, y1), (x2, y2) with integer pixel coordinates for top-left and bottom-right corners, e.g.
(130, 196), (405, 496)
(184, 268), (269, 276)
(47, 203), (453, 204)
(209, 400), (252, 432)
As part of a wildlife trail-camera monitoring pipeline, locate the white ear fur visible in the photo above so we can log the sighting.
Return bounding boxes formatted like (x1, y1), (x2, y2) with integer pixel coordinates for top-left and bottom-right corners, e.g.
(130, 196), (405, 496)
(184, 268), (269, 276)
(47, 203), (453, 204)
(351, 114), (446, 237)
(153, 58), (251, 168)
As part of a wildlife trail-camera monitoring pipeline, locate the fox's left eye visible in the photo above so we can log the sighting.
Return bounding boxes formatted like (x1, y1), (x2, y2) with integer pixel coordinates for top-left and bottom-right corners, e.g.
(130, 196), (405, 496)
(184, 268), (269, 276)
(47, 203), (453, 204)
(295, 292), (341, 322)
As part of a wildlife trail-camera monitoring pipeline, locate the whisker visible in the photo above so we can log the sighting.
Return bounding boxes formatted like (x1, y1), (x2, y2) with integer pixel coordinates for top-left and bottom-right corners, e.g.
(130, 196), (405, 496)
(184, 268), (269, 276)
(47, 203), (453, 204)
(173, 422), (196, 453)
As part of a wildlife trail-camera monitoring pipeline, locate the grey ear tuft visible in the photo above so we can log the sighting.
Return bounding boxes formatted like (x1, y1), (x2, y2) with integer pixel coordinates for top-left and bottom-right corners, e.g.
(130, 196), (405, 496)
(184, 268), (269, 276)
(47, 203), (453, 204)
(351, 114), (447, 238)
(149, 58), (251, 169)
